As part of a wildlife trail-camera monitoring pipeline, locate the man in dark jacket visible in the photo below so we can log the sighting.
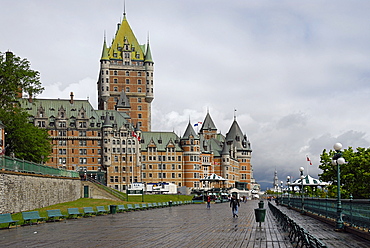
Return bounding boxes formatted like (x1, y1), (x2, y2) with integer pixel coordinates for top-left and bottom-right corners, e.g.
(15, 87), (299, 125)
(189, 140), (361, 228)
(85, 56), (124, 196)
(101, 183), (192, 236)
(230, 196), (240, 218)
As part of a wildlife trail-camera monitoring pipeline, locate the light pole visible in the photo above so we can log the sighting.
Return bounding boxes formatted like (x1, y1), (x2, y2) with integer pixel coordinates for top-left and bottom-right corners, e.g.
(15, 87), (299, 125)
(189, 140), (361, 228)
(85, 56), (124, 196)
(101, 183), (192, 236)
(332, 142), (346, 230)
(287, 176), (291, 208)
(299, 166), (305, 214)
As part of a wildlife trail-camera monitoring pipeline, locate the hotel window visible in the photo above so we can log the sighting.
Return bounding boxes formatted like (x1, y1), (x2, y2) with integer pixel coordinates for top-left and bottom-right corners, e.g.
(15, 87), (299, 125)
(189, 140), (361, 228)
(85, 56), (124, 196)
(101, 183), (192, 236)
(125, 79), (130, 84)
(138, 88), (142, 92)
(138, 79), (142, 84)
(138, 106), (142, 110)
(138, 72), (141, 76)
(126, 71), (129, 76)
(126, 87), (130, 92)
(114, 78), (118, 83)
(114, 71), (117, 75)
(114, 87), (118, 91)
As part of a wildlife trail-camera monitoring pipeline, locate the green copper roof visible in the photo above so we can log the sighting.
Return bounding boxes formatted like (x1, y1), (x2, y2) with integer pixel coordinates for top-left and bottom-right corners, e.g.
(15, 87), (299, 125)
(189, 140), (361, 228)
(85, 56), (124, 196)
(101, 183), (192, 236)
(141, 131), (181, 152)
(144, 42), (153, 63)
(101, 38), (109, 60)
(200, 112), (217, 131)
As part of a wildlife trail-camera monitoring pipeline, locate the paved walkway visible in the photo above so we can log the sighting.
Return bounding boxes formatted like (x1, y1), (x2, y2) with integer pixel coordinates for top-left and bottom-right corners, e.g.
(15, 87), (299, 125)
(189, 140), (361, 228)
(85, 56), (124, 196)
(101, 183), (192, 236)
(0, 201), (368, 247)
(0, 201), (290, 248)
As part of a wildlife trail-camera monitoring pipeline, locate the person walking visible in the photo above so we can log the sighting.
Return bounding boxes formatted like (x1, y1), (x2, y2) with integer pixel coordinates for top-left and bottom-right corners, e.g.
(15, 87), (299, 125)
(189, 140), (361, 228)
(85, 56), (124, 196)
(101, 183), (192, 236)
(230, 195), (240, 217)
(206, 195), (211, 209)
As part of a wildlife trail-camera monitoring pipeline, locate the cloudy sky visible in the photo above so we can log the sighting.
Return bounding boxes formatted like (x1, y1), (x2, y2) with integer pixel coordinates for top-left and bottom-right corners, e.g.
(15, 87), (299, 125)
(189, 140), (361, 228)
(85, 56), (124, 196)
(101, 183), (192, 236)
(2, 0), (370, 189)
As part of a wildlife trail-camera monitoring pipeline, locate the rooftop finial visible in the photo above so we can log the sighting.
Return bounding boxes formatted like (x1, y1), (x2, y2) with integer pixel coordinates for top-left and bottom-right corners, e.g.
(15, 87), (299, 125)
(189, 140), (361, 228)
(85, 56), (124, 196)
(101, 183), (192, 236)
(123, 0), (126, 17)
(234, 109), (237, 121)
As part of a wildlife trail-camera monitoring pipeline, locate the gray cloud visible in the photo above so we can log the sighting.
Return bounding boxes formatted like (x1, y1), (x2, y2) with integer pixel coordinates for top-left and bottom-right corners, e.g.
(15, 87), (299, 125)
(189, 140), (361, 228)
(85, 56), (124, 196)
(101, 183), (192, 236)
(2, 0), (370, 190)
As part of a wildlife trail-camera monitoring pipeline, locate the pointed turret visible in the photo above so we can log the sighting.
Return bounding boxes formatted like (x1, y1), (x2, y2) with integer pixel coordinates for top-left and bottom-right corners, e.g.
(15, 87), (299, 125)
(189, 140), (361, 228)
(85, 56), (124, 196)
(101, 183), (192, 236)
(101, 37), (109, 61)
(182, 121), (199, 139)
(200, 112), (217, 132)
(144, 39), (153, 63)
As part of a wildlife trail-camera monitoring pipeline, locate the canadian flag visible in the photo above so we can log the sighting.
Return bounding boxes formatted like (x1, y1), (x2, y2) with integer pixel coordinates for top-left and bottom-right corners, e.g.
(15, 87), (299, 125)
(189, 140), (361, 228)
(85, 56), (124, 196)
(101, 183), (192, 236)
(306, 156), (312, 166)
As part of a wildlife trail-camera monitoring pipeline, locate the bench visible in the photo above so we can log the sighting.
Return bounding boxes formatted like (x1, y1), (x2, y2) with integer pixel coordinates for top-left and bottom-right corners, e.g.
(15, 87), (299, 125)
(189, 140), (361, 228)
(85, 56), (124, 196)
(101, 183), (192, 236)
(147, 203), (153, 209)
(67, 208), (83, 219)
(192, 200), (204, 204)
(152, 202), (159, 208)
(47, 209), (66, 222)
(134, 204), (142, 210)
(96, 206), (109, 215)
(126, 204), (134, 211)
(117, 205), (126, 212)
(83, 207), (97, 217)
(141, 203), (148, 210)
(215, 200), (222, 204)
(22, 211), (46, 225)
(0, 213), (19, 228)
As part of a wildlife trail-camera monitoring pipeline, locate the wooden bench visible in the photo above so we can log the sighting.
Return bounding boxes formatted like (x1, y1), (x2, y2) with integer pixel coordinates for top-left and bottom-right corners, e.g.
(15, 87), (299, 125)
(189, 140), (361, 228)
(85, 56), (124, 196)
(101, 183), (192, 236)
(47, 209), (66, 222)
(96, 206), (109, 215)
(67, 208), (83, 219)
(22, 211), (46, 225)
(0, 213), (18, 228)
(83, 207), (97, 217)
(117, 205), (126, 212)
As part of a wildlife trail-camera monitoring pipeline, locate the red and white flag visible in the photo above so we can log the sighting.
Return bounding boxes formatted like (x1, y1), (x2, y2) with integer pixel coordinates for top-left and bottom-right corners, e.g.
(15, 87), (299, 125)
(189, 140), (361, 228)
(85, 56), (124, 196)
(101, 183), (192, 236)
(306, 156), (312, 166)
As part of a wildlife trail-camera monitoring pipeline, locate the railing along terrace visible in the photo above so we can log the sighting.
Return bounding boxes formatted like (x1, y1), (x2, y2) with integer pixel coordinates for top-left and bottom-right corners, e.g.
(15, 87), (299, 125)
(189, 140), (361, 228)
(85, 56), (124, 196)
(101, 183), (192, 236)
(279, 196), (370, 230)
(0, 155), (79, 178)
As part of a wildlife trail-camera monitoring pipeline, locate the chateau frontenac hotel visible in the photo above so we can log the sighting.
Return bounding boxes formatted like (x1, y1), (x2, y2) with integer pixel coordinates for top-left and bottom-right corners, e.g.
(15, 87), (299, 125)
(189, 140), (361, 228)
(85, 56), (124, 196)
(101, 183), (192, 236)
(20, 13), (258, 192)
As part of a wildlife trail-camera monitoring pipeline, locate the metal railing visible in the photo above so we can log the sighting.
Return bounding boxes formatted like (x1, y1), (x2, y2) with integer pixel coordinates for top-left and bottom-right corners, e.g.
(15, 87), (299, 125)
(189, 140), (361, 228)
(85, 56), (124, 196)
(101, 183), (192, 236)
(269, 202), (327, 248)
(279, 196), (370, 230)
(0, 155), (79, 178)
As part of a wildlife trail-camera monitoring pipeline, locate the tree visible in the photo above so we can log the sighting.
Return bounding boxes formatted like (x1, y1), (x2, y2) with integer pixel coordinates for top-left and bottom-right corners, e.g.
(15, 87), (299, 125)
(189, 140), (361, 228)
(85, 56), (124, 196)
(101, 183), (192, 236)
(0, 51), (44, 108)
(0, 51), (51, 163)
(319, 147), (370, 199)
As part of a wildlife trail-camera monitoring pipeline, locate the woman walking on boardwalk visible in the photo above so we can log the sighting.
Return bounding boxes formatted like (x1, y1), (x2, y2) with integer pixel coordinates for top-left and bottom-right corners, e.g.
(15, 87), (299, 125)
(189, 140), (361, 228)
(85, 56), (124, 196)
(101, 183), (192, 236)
(230, 196), (240, 217)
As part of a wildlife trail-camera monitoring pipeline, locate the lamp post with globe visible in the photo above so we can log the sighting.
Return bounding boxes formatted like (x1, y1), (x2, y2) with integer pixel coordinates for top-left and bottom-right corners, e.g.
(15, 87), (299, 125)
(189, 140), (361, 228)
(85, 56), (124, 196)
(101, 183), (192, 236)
(332, 142), (346, 231)
(299, 167), (305, 214)
(287, 176), (291, 208)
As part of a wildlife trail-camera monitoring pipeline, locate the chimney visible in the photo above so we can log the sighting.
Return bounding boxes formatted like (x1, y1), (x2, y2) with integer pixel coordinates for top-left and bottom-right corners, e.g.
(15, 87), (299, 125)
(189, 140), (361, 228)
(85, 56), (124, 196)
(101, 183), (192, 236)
(28, 93), (33, 103)
(70, 92), (74, 104)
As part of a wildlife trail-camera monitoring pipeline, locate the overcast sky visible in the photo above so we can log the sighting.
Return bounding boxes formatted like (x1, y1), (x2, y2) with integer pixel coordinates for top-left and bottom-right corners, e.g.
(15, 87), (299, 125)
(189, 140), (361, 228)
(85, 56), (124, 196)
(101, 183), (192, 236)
(2, 0), (370, 190)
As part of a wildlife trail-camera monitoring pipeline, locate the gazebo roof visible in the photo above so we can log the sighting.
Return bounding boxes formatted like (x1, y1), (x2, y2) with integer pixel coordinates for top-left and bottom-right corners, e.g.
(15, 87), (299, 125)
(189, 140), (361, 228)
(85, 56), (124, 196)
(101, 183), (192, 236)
(200, 173), (226, 181)
(290, 174), (329, 186)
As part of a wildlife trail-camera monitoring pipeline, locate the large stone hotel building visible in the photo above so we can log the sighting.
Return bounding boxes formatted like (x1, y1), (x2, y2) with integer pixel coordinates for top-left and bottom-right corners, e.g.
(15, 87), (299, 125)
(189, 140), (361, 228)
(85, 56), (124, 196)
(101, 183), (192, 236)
(20, 13), (256, 192)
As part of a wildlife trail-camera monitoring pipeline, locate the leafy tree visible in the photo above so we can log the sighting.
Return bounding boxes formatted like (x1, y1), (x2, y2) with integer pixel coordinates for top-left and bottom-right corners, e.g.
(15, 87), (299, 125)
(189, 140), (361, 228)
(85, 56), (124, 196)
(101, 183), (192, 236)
(319, 147), (370, 199)
(0, 51), (44, 108)
(0, 51), (51, 163)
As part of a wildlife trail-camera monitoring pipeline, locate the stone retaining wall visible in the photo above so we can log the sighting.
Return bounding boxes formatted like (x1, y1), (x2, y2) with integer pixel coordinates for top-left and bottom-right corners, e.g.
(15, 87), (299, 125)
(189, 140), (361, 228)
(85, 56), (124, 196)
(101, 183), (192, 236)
(0, 171), (81, 214)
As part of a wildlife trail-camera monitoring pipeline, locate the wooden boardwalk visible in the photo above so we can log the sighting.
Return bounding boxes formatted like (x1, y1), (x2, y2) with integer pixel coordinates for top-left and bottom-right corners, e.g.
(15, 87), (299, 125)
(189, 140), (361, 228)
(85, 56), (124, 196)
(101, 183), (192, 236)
(0, 201), (368, 247)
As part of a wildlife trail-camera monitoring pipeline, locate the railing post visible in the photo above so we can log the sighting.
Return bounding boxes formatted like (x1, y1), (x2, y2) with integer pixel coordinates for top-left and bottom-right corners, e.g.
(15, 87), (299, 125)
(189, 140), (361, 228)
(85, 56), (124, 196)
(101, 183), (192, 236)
(349, 194), (353, 227)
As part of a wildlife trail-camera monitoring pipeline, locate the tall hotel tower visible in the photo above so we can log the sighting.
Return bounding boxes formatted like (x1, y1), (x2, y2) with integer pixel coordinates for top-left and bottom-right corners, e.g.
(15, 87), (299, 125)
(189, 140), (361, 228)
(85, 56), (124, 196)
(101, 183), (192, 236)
(97, 13), (154, 132)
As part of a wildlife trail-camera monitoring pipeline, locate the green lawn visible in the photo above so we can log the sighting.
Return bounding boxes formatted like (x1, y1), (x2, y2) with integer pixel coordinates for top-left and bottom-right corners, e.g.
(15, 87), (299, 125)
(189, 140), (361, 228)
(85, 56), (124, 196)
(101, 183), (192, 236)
(0, 195), (193, 229)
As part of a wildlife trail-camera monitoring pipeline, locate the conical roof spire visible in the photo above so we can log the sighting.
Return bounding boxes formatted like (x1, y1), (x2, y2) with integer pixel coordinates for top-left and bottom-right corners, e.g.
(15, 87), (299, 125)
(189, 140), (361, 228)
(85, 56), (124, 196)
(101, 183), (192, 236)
(101, 36), (109, 61)
(144, 36), (153, 63)
(182, 121), (199, 139)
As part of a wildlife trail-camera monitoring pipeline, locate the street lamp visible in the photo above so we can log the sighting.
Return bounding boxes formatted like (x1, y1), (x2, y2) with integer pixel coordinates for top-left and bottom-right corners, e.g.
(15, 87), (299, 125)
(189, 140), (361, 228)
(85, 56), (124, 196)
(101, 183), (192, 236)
(299, 166), (305, 214)
(287, 176), (291, 208)
(332, 142), (346, 230)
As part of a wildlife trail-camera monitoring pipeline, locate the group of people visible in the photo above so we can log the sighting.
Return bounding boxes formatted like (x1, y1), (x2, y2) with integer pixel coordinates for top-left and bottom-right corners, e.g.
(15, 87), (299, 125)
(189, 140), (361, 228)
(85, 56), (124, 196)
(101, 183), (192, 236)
(206, 195), (241, 218)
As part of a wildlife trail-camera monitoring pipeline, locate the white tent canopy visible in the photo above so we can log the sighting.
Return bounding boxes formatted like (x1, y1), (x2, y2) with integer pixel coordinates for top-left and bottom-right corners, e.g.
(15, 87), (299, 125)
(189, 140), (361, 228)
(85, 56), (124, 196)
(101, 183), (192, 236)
(200, 173), (226, 181)
(290, 174), (329, 186)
